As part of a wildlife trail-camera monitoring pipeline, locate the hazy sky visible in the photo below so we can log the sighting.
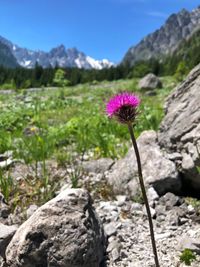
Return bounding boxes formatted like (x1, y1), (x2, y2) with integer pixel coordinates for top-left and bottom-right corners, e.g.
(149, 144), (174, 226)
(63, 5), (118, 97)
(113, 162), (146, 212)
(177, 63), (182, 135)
(0, 0), (199, 62)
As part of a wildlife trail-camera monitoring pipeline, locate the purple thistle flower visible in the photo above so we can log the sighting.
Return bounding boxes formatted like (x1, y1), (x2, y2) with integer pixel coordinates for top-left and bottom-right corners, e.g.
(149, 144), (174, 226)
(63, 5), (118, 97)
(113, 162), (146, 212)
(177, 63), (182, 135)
(106, 92), (140, 124)
(106, 91), (160, 266)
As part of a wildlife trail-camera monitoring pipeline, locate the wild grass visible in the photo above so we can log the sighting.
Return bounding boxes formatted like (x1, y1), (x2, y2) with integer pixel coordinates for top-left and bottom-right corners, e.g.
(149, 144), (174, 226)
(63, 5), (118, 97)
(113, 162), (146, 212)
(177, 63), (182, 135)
(180, 248), (196, 266)
(0, 77), (177, 206)
(0, 170), (14, 202)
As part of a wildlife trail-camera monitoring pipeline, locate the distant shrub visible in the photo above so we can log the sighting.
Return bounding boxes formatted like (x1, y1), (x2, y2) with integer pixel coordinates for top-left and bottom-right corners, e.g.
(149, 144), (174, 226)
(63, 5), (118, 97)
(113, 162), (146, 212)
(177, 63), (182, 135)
(0, 170), (14, 202)
(174, 61), (189, 82)
(53, 69), (70, 87)
(0, 81), (16, 90)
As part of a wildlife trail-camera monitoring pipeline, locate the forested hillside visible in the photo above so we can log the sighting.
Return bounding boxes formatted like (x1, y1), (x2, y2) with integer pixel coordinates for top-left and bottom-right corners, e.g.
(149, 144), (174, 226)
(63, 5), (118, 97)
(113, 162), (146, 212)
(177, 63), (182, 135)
(162, 28), (200, 75)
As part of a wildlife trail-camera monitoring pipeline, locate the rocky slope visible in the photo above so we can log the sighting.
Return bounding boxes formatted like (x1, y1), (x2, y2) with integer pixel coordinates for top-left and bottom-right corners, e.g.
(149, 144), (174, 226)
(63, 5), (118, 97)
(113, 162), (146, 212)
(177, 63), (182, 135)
(158, 63), (200, 192)
(122, 6), (200, 66)
(5, 189), (106, 267)
(0, 36), (113, 69)
(2, 188), (200, 267)
(164, 27), (200, 72)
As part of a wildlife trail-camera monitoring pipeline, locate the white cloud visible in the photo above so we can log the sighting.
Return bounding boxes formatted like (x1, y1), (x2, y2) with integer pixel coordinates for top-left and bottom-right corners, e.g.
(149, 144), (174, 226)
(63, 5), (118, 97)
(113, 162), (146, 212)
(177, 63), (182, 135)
(146, 11), (168, 18)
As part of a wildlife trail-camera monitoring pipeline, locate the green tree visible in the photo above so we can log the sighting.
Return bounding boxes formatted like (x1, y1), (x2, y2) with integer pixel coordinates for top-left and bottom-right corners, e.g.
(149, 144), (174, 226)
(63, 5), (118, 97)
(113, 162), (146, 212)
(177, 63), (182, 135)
(174, 61), (189, 82)
(53, 69), (70, 87)
(132, 62), (151, 78)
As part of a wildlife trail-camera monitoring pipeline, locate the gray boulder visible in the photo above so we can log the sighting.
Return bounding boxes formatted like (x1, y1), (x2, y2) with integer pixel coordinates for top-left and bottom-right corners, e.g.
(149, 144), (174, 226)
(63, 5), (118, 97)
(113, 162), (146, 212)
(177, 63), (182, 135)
(82, 158), (114, 174)
(5, 189), (106, 267)
(158, 63), (200, 190)
(0, 223), (18, 259)
(106, 130), (181, 196)
(0, 193), (10, 219)
(138, 73), (162, 90)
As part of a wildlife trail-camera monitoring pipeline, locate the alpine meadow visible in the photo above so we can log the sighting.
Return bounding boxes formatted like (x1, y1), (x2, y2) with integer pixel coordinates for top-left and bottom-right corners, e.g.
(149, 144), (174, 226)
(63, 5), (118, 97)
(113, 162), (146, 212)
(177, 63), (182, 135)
(0, 2), (200, 267)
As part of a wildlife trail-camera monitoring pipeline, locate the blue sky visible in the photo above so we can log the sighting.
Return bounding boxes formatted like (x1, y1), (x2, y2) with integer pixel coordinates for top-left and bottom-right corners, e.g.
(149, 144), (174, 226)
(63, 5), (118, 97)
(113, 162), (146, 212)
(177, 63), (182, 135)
(0, 0), (200, 63)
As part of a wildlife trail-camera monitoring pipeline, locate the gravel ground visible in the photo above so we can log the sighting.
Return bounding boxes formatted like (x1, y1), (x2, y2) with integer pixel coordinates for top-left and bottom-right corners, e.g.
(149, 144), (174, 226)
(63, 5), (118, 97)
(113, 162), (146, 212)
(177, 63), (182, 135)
(94, 194), (200, 267)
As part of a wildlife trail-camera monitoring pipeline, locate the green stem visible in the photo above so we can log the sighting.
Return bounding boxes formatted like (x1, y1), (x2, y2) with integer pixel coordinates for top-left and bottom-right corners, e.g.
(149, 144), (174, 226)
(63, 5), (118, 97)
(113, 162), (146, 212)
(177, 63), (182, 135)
(128, 124), (160, 267)
(35, 160), (38, 179)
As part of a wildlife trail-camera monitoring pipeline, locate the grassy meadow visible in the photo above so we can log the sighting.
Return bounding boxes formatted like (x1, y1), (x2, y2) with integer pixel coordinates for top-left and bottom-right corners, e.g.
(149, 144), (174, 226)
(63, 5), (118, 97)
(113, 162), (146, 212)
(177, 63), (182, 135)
(0, 76), (177, 209)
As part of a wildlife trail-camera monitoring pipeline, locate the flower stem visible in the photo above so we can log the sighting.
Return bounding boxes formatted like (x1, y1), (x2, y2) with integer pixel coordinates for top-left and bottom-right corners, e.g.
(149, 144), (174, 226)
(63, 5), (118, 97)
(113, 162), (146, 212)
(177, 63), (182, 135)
(128, 124), (160, 267)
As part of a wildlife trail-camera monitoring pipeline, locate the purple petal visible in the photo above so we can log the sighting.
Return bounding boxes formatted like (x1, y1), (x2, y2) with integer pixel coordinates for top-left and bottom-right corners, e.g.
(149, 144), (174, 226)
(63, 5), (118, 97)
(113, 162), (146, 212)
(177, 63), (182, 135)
(106, 92), (140, 117)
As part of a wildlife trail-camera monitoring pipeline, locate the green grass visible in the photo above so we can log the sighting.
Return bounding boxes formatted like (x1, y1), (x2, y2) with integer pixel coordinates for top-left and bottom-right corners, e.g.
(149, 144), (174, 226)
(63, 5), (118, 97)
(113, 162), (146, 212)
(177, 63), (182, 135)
(0, 77), (177, 207)
(180, 249), (196, 266)
(0, 77), (177, 160)
(0, 170), (14, 202)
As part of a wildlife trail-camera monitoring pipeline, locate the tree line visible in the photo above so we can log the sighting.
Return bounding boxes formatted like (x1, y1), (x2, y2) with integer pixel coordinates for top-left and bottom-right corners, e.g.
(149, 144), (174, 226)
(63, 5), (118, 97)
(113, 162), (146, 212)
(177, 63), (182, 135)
(0, 63), (132, 89)
(0, 35), (200, 89)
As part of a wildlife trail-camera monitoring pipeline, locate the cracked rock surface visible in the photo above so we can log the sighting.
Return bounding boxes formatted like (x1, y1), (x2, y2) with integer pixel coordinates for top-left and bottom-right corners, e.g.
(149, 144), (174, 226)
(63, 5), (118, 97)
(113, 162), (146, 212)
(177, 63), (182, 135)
(5, 189), (106, 267)
(106, 130), (181, 197)
(158, 64), (200, 190)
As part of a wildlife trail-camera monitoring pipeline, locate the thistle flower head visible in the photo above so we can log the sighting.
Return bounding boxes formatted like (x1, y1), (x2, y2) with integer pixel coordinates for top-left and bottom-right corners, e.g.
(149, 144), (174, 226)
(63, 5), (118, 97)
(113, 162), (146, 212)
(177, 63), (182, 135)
(106, 92), (140, 124)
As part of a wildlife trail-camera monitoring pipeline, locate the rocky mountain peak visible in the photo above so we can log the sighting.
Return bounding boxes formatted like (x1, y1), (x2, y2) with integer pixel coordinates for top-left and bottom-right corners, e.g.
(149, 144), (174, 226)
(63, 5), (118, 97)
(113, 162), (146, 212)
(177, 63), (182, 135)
(49, 44), (67, 57)
(0, 36), (113, 69)
(122, 6), (200, 66)
(179, 8), (189, 15)
(52, 44), (65, 51)
(67, 47), (79, 53)
(66, 47), (84, 58)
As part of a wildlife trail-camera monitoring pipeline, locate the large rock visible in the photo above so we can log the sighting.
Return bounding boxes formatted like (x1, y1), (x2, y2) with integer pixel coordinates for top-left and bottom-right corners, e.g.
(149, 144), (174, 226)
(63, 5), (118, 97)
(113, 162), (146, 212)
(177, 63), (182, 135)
(82, 158), (114, 174)
(138, 73), (162, 90)
(106, 130), (181, 196)
(5, 189), (106, 267)
(158, 64), (200, 190)
(0, 193), (10, 219)
(0, 223), (17, 259)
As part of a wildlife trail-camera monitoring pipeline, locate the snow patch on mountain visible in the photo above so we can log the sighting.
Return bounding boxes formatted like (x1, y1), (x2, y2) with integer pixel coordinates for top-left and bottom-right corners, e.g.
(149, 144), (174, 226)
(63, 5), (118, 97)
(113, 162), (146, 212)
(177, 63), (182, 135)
(0, 36), (114, 69)
(86, 56), (102, 69)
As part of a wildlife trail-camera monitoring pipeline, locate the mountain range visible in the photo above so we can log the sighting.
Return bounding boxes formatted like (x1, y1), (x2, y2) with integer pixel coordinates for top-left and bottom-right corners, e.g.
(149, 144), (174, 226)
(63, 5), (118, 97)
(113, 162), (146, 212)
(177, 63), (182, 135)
(1, 6), (200, 69)
(122, 6), (200, 66)
(0, 36), (113, 69)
